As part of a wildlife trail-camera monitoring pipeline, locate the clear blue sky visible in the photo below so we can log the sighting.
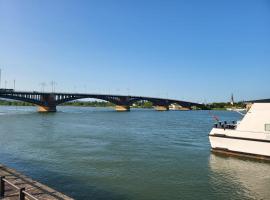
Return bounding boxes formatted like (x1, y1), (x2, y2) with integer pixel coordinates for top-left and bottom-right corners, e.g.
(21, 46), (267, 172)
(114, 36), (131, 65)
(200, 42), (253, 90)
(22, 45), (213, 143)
(0, 0), (269, 102)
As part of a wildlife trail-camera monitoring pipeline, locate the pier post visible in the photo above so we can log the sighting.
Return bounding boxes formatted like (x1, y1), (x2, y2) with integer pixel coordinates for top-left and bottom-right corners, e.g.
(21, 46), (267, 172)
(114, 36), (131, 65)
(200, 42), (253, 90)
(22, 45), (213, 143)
(19, 188), (25, 200)
(0, 176), (5, 197)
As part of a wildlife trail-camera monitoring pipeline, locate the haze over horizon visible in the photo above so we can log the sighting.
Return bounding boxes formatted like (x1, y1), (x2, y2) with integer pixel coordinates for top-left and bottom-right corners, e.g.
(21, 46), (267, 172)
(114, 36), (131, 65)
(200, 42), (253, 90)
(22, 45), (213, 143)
(0, 0), (269, 103)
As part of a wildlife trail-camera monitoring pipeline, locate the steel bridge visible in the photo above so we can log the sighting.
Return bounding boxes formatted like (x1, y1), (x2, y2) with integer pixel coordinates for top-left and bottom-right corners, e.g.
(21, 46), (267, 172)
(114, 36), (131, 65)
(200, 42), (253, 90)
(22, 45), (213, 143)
(0, 90), (203, 112)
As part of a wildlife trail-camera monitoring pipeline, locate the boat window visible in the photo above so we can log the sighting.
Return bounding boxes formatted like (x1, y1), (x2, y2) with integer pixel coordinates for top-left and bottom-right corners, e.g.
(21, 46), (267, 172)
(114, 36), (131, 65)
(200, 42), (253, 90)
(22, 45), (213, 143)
(265, 124), (270, 132)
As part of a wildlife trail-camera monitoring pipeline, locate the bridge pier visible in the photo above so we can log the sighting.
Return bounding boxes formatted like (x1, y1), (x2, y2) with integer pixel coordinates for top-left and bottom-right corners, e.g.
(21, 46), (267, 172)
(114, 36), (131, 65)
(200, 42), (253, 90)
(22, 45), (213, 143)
(115, 105), (130, 112)
(154, 105), (169, 111)
(38, 94), (57, 112)
(38, 105), (57, 112)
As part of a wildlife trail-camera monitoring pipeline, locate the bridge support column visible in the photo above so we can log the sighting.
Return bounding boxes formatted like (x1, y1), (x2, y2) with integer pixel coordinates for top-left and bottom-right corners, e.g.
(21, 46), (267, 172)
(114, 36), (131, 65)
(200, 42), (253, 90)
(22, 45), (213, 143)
(38, 105), (57, 112)
(115, 105), (130, 112)
(38, 94), (57, 112)
(154, 105), (169, 111)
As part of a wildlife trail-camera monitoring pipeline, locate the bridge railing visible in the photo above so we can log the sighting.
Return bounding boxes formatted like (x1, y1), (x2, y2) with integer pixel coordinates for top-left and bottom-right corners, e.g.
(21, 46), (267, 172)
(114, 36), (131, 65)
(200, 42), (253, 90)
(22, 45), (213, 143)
(0, 176), (39, 200)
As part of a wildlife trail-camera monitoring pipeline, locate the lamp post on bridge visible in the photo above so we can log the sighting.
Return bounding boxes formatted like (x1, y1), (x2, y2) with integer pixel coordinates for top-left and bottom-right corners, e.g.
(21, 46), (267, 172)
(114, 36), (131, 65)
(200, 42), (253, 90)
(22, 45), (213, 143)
(40, 82), (46, 92)
(50, 81), (56, 93)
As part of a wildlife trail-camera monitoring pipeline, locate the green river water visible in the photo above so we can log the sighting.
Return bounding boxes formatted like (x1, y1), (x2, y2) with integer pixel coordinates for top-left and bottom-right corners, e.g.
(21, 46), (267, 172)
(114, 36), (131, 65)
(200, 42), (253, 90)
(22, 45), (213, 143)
(0, 106), (270, 200)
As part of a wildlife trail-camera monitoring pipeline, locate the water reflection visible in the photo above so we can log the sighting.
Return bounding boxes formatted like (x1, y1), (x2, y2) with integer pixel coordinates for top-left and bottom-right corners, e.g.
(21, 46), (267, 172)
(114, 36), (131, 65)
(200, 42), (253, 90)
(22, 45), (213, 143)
(209, 153), (270, 200)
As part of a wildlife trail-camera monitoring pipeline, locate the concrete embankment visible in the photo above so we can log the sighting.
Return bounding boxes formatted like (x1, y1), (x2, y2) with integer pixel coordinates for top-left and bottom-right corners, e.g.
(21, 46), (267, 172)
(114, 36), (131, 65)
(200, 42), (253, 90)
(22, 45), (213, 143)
(0, 164), (73, 200)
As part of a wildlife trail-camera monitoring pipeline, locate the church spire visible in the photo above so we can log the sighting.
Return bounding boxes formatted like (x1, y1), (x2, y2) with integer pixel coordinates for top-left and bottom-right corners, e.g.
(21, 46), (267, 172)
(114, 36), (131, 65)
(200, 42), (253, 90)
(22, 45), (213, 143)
(230, 93), (234, 105)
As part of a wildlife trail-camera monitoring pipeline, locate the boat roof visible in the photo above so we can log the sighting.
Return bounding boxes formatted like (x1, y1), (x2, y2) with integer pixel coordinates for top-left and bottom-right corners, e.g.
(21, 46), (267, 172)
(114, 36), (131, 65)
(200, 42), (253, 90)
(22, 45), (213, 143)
(237, 103), (270, 132)
(244, 99), (270, 103)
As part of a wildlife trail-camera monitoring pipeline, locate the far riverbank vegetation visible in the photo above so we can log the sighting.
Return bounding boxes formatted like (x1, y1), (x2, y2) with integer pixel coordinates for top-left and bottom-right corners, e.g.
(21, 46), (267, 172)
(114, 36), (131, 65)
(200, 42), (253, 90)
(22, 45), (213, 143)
(0, 100), (245, 110)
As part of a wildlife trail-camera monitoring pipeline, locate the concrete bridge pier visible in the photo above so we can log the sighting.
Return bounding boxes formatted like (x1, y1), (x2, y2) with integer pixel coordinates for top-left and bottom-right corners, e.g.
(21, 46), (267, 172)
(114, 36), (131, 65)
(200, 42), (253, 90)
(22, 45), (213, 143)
(115, 105), (130, 112)
(154, 105), (169, 111)
(38, 94), (57, 112)
(38, 105), (57, 112)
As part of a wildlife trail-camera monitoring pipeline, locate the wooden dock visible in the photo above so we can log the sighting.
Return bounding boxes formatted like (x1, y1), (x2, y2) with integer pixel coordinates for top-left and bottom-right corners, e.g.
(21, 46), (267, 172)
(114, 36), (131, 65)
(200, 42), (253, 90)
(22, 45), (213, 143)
(0, 164), (73, 200)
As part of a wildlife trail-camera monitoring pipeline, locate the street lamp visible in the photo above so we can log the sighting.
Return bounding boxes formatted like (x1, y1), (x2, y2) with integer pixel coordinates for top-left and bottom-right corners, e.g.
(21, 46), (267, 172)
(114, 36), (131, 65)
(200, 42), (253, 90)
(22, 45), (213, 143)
(39, 82), (46, 92)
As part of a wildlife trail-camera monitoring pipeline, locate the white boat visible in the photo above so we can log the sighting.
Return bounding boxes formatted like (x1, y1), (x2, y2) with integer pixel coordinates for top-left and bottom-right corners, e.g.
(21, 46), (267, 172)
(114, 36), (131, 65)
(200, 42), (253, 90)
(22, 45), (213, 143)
(209, 102), (270, 160)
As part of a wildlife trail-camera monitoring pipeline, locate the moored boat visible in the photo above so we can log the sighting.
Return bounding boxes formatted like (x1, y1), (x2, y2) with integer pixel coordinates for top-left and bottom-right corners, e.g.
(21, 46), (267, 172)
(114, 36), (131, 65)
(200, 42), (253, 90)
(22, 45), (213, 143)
(209, 102), (270, 160)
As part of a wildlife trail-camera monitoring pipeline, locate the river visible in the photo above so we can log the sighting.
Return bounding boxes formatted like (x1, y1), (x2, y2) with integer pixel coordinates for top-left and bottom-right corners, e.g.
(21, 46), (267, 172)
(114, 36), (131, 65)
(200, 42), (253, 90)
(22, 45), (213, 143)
(0, 106), (270, 200)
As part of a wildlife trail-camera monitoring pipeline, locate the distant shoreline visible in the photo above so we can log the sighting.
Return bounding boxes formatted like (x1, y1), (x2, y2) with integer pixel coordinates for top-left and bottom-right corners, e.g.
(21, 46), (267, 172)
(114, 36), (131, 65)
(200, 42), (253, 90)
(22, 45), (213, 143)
(0, 100), (245, 110)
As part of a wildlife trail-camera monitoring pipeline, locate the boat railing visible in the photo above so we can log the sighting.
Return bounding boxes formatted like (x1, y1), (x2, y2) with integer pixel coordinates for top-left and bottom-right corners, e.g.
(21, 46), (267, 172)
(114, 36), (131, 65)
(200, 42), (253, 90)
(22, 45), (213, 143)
(214, 121), (237, 130)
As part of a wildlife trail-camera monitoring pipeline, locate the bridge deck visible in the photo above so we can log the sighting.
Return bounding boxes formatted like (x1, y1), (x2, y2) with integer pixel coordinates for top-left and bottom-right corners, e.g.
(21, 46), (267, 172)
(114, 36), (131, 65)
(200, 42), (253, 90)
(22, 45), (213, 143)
(0, 164), (73, 200)
(0, 90), (204, 112)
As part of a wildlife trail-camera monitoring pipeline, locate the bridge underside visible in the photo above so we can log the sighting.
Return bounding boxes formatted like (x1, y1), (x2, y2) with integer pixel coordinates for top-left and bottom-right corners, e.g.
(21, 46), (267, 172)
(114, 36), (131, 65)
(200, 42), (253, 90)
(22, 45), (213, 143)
(0, 92), (202, 112)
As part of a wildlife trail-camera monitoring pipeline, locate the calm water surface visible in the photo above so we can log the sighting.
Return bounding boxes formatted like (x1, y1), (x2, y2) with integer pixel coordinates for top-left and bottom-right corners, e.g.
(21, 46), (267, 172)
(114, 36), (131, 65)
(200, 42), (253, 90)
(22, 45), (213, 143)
(0, 106), (270, 200)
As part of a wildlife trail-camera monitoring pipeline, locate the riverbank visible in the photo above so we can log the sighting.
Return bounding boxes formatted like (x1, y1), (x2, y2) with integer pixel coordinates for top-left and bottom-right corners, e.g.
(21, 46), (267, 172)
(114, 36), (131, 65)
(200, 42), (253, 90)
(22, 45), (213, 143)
(0, 102), (244, 110)
(0, 164), (73, 200)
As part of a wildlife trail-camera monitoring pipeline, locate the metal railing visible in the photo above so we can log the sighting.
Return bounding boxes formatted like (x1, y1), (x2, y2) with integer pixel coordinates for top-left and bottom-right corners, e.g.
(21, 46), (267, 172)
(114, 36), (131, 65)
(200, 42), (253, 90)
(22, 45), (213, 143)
(0, 176), (39, 200)
(214, 121), (237, 130)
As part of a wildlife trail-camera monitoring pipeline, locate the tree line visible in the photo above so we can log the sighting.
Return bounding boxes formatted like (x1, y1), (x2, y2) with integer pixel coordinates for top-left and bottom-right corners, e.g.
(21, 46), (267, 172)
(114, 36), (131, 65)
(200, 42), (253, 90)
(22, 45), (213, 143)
(0, 100), (245, 110)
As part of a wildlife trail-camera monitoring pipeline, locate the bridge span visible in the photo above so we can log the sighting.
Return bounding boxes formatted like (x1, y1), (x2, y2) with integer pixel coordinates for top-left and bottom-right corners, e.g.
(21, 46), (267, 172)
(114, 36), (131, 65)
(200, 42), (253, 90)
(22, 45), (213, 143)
(0, 90), (203, 112)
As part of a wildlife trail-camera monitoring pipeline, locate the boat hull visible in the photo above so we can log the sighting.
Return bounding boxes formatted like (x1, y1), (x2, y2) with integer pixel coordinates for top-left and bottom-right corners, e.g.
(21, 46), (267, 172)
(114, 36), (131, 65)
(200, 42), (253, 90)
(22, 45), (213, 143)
(209, 129), (270, 160)
(211, 147), (270, 161)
